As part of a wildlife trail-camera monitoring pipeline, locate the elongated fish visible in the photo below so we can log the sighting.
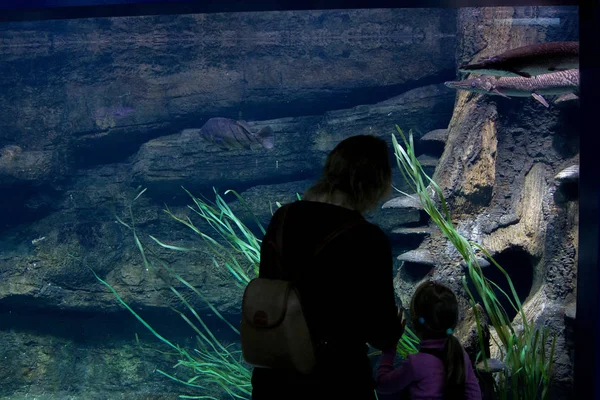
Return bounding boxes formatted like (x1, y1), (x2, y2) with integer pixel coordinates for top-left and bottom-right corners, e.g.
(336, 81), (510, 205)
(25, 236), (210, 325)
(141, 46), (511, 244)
(444, 69), (579, 108)
(459, 42), (579, 78)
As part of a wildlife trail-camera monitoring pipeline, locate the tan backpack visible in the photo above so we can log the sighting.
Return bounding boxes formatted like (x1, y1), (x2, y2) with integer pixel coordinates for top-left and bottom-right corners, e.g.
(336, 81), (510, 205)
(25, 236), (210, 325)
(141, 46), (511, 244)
(240, 205), (365, 375)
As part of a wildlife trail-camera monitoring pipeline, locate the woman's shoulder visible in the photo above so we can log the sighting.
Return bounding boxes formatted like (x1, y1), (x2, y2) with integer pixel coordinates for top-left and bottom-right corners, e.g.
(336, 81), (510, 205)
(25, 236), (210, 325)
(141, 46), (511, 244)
(357, 220), (389, 244)
(278, 200), (389, 238)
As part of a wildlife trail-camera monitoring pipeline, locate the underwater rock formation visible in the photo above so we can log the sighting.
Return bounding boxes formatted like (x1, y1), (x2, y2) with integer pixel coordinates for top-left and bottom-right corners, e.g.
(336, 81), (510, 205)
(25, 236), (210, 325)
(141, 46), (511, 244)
(0, 59), (455, 371)
(0, 84), (454, 327)
(0, 146), (55, 185)
(386, 6), (579, 399)
(416, 154), (440, 175)
(0, 5), (580, 400)
(420, 128), (449, 144)
(554, 164), (579, 183)
(131, 83), (454, 200)
(131, 116), (321, 199)
(0, 82), (454, 398)
(397, 249), (436, 266)
(0, 7), (457, 235)
(454, 304), (491, 362)
(419, 128), (449, 156)
(227, 179), (313, 228)
(0, 8), (455, 168)
(390, 226), (432, 239)
(459, 257), (491, 269)
(0, 160), (247, 315)
(382, 195), (424, 210)
(0, 308), (203, 399)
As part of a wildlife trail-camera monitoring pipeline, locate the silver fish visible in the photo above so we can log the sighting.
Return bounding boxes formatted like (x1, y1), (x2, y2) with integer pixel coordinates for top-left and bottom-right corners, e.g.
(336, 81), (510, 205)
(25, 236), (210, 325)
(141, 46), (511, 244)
(444, 69), (579, 108)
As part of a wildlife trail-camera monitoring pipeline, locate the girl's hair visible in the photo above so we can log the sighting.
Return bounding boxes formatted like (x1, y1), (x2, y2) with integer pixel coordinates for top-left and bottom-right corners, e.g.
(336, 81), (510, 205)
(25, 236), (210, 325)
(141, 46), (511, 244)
(410, 281), (466, 400)
(303, 135), (392, 214)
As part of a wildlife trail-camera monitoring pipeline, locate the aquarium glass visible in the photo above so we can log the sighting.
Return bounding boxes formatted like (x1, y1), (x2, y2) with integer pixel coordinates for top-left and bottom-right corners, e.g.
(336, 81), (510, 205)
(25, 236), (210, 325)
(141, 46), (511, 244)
(0, 5), (580, 400)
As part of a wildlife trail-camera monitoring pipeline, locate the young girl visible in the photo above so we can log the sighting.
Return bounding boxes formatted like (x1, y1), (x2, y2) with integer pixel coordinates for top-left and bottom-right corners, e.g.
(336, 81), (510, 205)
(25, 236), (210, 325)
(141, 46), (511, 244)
(376, 281), (482, 400)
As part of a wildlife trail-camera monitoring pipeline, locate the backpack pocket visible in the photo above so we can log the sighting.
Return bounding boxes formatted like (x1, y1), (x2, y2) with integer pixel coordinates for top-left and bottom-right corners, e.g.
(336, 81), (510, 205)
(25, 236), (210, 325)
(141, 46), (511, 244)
(241, 277), (316, 375)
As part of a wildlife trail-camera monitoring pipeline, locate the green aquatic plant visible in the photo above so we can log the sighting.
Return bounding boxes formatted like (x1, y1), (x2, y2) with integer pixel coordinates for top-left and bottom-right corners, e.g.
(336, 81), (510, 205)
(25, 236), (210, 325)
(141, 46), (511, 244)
(391, 126), (556, 400)
(89, 182), (421, 398)
(85, 189), (253, 400)
(165, 188), (419, 358)
(394, 326), (420, 357)
(162, 187), (266, 287)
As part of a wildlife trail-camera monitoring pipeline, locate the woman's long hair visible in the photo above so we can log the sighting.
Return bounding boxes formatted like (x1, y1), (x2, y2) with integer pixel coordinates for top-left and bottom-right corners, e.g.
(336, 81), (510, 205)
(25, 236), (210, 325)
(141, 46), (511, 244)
(410, 281), (466, 400)
(303, 135), (392, 214)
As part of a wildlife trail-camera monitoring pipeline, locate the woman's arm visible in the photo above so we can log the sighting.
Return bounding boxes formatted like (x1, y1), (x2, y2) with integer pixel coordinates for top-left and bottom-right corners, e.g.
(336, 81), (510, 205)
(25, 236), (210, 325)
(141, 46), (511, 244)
(363, 227), (404, 350)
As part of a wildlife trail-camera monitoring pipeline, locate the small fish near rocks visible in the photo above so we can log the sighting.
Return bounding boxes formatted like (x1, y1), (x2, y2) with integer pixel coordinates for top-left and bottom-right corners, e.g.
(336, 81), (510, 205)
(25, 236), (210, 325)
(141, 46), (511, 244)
(182, 117), (275, 151)
(554, 165), (579, 183)
(553, 92), (580, 106)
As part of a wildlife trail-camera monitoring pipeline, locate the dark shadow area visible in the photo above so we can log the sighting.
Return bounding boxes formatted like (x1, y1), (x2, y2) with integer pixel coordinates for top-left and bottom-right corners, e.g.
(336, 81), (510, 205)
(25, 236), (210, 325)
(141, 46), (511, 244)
(389, 233), (428, 254)
(0, 184), (63, 234)
(400, 261), (434, 283)
(135, 170), (320, 208)
(414, 132), (447, 159)
(554, 181), (579, 203)
(0, 298), (241, 345)
(465, 247), (534, 322)
(552, 105), (580, 159)
(416, 142), (446, 158)
(0, 0), (465, 22)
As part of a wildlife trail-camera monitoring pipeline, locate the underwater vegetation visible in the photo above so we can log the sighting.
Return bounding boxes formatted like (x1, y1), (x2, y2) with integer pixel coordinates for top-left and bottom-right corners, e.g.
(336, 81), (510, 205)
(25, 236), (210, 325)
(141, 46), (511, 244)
(85, 185), (421, 398)
(84, 189), (252, 399)
(0, 5), (579, 399)
(392, 127), (556, 400)
(83, 125), (558, 400)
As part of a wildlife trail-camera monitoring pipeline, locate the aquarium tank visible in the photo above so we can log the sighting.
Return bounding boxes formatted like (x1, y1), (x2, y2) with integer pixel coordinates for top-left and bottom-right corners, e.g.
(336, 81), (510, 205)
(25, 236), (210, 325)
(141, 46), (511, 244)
(0, 1), (596, 399)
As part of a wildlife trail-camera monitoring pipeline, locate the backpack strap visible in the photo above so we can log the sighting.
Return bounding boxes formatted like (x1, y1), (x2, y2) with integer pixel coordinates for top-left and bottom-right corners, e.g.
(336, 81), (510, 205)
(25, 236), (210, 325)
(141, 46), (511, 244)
(272, 204), (291, 280)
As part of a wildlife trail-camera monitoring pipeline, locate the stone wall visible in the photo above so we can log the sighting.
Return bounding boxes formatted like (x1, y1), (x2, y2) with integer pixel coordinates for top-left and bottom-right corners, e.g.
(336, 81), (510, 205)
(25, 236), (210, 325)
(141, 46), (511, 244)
(0, 5), (580, 399)
(390, 6), (579, 398)
(0, 8), (456, 399)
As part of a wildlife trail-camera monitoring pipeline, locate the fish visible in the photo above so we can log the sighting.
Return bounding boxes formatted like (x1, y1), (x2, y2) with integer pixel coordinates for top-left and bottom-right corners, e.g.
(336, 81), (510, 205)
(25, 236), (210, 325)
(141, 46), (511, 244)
(458, 42), (579, 78)
(555, 165), (579, 183)
(444, 69), (579, 108)
(184, 117), (275, 151)
(553, 92), (580, 105)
